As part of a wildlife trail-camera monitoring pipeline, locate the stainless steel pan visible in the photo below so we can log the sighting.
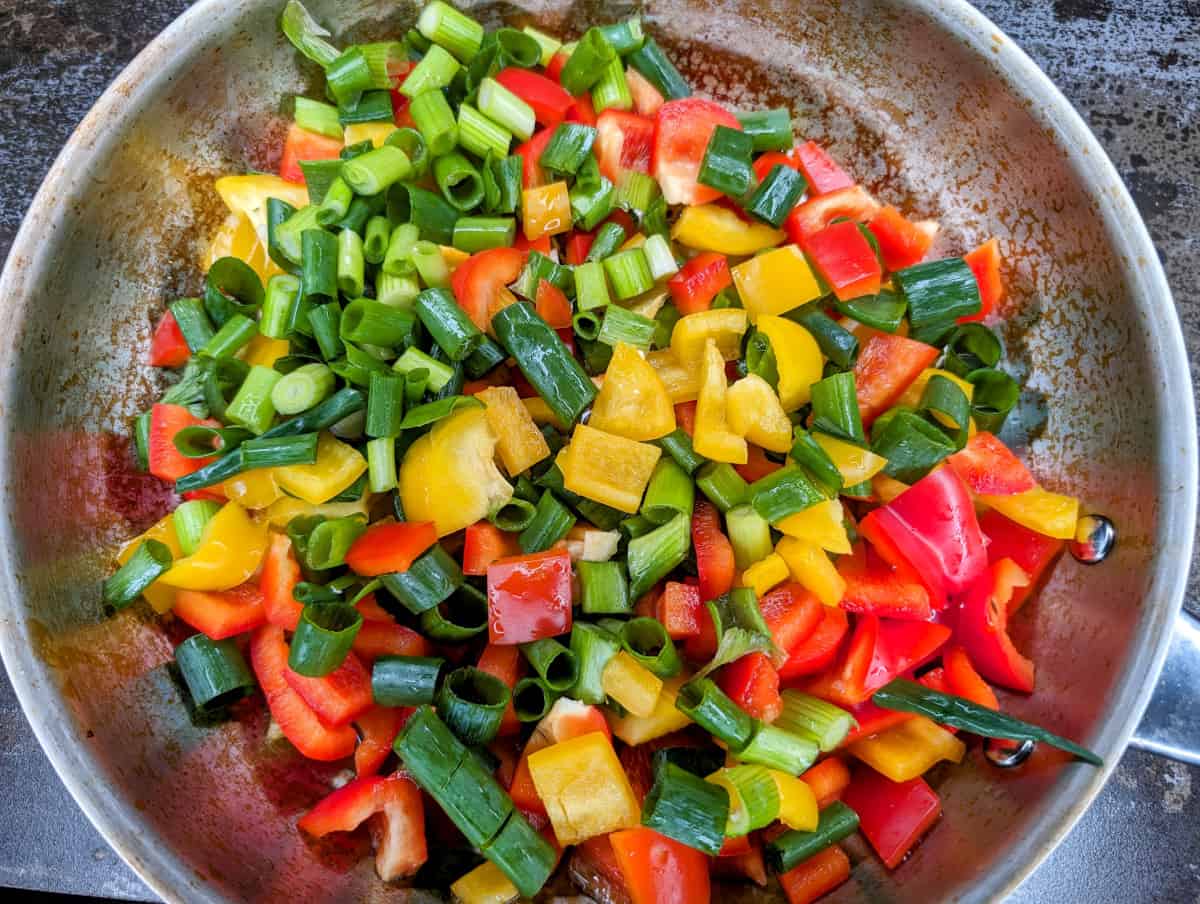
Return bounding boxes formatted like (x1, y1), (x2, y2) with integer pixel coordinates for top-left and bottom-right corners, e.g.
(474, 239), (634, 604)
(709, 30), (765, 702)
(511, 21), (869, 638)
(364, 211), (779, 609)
(0, 1), (1195, 901)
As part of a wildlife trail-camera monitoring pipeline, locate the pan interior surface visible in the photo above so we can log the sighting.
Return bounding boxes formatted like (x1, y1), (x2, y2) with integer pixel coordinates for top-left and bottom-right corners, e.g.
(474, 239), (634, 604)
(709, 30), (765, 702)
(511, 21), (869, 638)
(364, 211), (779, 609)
(0, 1), (1190, 902)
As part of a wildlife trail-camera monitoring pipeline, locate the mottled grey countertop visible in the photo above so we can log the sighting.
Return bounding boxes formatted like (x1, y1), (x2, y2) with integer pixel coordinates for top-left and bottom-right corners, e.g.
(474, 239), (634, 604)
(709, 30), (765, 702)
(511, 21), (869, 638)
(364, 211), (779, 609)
(0, 0), (1198, 901)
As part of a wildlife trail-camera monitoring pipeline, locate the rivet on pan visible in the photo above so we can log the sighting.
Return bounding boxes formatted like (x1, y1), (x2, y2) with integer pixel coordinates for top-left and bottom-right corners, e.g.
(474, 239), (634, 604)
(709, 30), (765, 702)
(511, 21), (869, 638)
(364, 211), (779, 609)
(984, 737), (1036, 768)
(1069, 513), (1116, 565)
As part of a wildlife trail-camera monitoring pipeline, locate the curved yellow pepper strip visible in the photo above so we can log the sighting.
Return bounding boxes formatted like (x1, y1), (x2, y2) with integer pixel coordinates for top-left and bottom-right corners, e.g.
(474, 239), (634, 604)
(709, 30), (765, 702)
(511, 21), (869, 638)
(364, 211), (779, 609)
(769, 770), (819, 832)
(589, 343), (676, 441)
(159, 502), (269, 591)
(731, 245), (824, 321)
(265, 495), (372, 529)
(670, 308), (748, 365)
(214, 175), (308, 246)
(672, 204), (785, 255)
(693, 338), (747, 464)
(743, 553), (790, 599)
(644, 349), (701, 404)
(979, 486), (1080, 540)
(726, 374), (793, 453)
(753, 315), (824, 411)
(848, 715), (965, 783)
(776, 499), (852, 555)
(776, 536), (845, 606)
(223, 467), (283, 510)
(117, 514), (183, 613)
(274, 432), (368, 505)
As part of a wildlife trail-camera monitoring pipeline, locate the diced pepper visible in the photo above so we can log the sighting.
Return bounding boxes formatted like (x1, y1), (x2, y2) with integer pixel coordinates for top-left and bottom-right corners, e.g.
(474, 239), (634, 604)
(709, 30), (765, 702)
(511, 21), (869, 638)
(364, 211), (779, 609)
(791, 141), (854, 195)
(693, 498), (736, 602)
(345, 522), (438, 576)
(265, 495), (370, 529)
(719, 651), (782, 721)
(654, 97), (741, 206)
(477, 643), (524, 737)
(752, 151), (800, 183)
(399, 407), (513, 536)
(978, 509), (1064, 614)
(602, 650), (664, 718)
(736, 445), (783, 483)
(978, 486), (1080, 540)
(776, 537), (845, 607)
(626, 67), (665, 117)
(515, 126), (556, 188)
(595, 109), (656, 183)
(611, 826), (711, 904)
(731, 245), (824, 321)
(895, 367), (974, 410)
(945, 431), (1035, 496)
(867, 205), (938, 271)
(744, 553), (790, 599)
(800, 756), (852, 808)
(351, 620), (432, 662)
(693, 338), (748, 464)
(223, 467), (282, 510)
(522, 181), (573, 241)
(148, 311), (190, 367)
(495, 66), (574, 126)
(942, 645), (999, 709)
(671, 203), (785, 255)
(727, 375), (793, 453)
(475, 385), (552, 476)
(837, 541), (932, 622)
(871, 474), (909, 504)
(670, 308), (749, 365)
(148, 404), (219, 482)
(812, 433), (888, 484)
(568, 94), (597, 127)
(116, 514), (182, 613)
(284, 650), (374, 727)
(955, 557), (1035, 692)
(528, 731), (641, 845)
(779, 845), (851, 904)
(274, 432), (368, 505)
(606, 673), (694, 745)
(784, 185), (880, 244)
(451, 246), (527, 334)
(840, 770), (941, 870)
(213, 174), (309, 249)
(853, 333), (941, 426)
(342, 121), (396, 148)
(160, 501), (269, 591)
(776, 499), (851, 554)
(278, 123), (343, 184)
(656, 581), (703, 638)
(778, 606), (849, 679)
(848, 715), (965, 782)
(258, 531), (303, 629)
(675, 400), (697, 436)
(801, 220), (883, 301)
(511, 698), (613, 817)
(667, 252), (732, 315)
(487, 549), (574, 645)
(753, 315), (824, 412)
(463, 521), (522, 576)
(522, 395), (569, 429)
(588, 342), (677, 441)
(561, 423), (663, 513)
(173, 582), (266, 640)
(758, 582), (823, 655)
(962, 238), (1003, 322)
(354, 706), (412, 777)
(843, 698), (913, 746)
(451, 860), (520, 904)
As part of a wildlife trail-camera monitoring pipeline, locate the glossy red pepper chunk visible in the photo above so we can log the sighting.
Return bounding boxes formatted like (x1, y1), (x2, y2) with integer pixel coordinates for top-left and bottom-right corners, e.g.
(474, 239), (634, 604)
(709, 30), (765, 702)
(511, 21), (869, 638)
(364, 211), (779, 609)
(595, 110), (656, 183)
(841, 769), (942, 869)
(148, 310), (190, 367)
(945, 432), (1035, 497)
(955, 558), (1035, 692)
(778, 605), (849, 680)
(801, 220), (883, 301)
(691, 499), (735, 602)
(495, 67), (573, 125)
(978, 509), (1064, 615)
(345, 522), (438, 577)
(487, 549), (573, 644)
(792, 140), (854, 195)
(667, 252), (733, 315)
(719, 651), (783, 721)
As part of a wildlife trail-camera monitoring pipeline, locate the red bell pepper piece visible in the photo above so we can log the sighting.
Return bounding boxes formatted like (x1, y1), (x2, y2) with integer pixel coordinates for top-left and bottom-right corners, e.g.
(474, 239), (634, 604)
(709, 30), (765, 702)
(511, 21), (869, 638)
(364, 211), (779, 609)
(260, 532), (303, 631)
(284, 650), (374, 727)
(351, 619), (432, 662)
(784, 185), (880, 244)
(389, 62), (415, 126)
(487, 549), (573, 644)
(545, 50), (569, 83)
(173, 582), (266, 640)
(627, 67), (666, 116)
(653, 98), (741, 206)
(495, 67), (573, 126)
(595, 109), (656, 183)
(858, 467), (988, 605)
(513, 232), (553, 255)
(564, 230), (595, 265)
(674, 400), (696, 437)
(450, 246), (527, 333)
(712, 834), (768, 886)
(867, 205), (937, 271)
(278, 123), (343, 185)
(945, 431), (1035, 496)
(792, 141), (855, 196)
(779, 845), (852, 904)
(802, 613), (877, 706)
(147, 404), (219, 482)
(719, 651), (783, 721)
(801, 220), (883, 301)
(865, 618), (951, 696)
(753, 150), (801, 183)
(620, 743), (657, 804)
(735, 444), (783, 483)
(462, 521), (521, 576)
(978, 509), (1064, 615)
(799, 756), (852, 808)
(181, 488), (226, 504)
(344, 521), (438, 577)
(942, 645), (999, 709)
(567, 94), (598, 127)
(962, 238), (1003, 322)
(477, 643), (524, 737)
(610, 827), (711, 904)
(842, 698), (914, 745)
(667, 251), (732, 315)
(841, 770), (941, 869)
(249, 625), (357, 761)
(569, 836), (631, 903)
(298, 773), (428, 881)
(838, 542), (933, 622)
(918, 665), (954, 694)
(718, 834), (753, 857)
(535, 279), (573, 329)
(852, 332), (940, 426)
(354, 705), (413, 777)
(515, 126), (557, 188)
(758, 582), (823, 654)
(509, 699), (611, 817)
(778, 606), (849, 680)
(355, 592), (394, 622)
(692, 499), (735, 602)
(656, 581), (703, 638)
(684, 600), (719, 662)
(148, 311), (190, 368)
(955, 558), (1034, 692)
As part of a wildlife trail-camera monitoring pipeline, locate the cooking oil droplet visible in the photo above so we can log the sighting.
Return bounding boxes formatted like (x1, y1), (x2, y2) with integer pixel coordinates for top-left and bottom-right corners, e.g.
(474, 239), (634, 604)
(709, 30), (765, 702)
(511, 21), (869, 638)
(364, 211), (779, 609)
(1069, 513), (1116, 565)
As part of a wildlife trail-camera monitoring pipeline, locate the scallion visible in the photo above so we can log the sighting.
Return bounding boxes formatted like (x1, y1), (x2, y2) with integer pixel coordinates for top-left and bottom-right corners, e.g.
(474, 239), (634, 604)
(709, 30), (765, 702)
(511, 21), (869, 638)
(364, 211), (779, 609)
(743, 164), (806, 228)
(380, 543), (463, 614)
(559, 28), (617, 96)
(492, 302), (597, 425)
(627, 38), (690, 100)
(437, 666), (512, 745)
(677, 678), (755, 750)
(372, 655), (445, 707)
(642, 761), (729, 855)
(433, 151), (486, 211)
(578, 560), (631, 616)
(288, 603), (362, 677)
(569, 622), (621, 705)
(620, 617), (682, 678)
(695, 461), (750, 512)
(519, 638), (578, 692)
(626, 512), (690, 600)
(706, 764), (780, 837)
(102, 539), (172, 611)
(698, 125), (755, 197)
(519, 489), (576, 553)
(175, 634), (256, 713)
(409, 89), (459, 157)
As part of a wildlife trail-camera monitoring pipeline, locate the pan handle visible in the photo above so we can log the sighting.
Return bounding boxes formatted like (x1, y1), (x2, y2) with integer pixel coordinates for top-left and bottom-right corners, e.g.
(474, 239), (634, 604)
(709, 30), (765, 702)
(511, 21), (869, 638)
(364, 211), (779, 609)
(1129, 611), (1200, 765)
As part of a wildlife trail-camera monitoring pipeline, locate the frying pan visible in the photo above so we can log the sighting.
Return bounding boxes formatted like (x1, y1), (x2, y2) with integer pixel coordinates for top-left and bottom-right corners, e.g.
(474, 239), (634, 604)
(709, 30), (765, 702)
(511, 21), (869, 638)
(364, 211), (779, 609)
(0, 0), (1195, 901)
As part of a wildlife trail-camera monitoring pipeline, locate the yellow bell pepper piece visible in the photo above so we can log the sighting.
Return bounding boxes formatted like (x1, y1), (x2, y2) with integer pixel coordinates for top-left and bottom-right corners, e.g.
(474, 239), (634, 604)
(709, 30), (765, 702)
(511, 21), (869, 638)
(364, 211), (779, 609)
(475, 385), (551, 476)
(849, 715), (965, 783)
(776, 537), (845, 606)
(769, 770), (819, 832)
(897, 368), (975, 410)
(203, 212), (282, 285)
(670, 308), (749, 365)
(813, 433), (888, 484)
(560, 424), (662, 514)
(601, 651), (664, 718)
(645, 349), (701, 403)
(241, 335), (291, 369)
(979, 486), (1080, 540)
(522, 181), (572, 240)
(222, 467), (282, 510)
(776, 499), (852, 555)
(693, 339), (747, 464)
(450, 861), (519, 904)
(400, 407), (513, 536)
(672, 204), (785, 255)
(620, 233), (647, 250)
(273, 432), (368, 505)
(117, 514), (183, 613)
(439, 244), (471, 272)
(606, 674), (694, 745)
(589, 343), (676, 441)
(626, 288), (669, 321)
(726, 374), (793, 453)
(753, 315), (824, 411)
(159, 502), (268, 591)
(265, 495), (371, 529)
(343, 121), (396, 148)
(743, 553), (790, 598)
(731, 246), (824, 321)
(214, 174), (308, 248)
(521, 395), (569, 431)
(872, 474), (910, 504)
(527, 731), (641, 845)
